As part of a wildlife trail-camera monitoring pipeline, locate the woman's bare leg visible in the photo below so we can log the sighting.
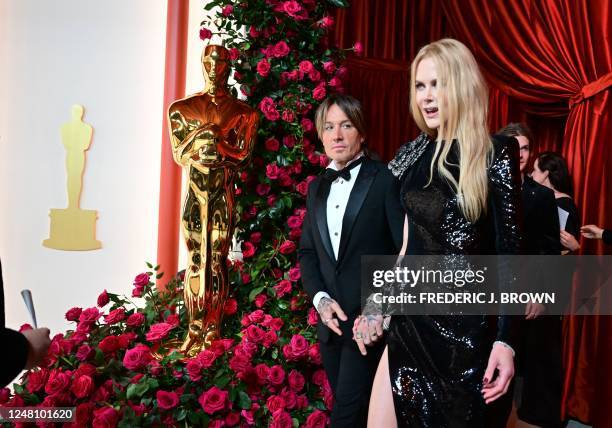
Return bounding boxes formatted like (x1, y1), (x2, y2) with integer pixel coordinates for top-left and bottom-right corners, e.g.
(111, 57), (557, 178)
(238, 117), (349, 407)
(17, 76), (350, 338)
(368, 345), (397, 427)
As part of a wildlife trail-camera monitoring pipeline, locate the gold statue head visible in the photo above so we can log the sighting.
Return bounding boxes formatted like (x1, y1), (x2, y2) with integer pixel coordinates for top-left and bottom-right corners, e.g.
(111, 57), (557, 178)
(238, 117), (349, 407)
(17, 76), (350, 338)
(202, 45), (231, 93)
(71, 104), (84, 120)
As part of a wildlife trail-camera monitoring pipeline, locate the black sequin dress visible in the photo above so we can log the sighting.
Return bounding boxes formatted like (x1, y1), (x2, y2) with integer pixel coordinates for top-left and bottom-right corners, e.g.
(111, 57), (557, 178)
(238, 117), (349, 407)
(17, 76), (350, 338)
(386, 133), (522, 427)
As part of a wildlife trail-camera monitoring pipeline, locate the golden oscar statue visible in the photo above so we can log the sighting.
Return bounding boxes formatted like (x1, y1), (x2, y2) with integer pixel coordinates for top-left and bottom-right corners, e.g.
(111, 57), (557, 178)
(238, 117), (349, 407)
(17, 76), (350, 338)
(168, 45), (259, 355)
(43, 105), (101, 250)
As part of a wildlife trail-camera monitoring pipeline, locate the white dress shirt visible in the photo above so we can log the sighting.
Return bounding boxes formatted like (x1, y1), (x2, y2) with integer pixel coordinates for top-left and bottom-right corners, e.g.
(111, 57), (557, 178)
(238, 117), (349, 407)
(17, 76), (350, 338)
(313, 155), (363, 309)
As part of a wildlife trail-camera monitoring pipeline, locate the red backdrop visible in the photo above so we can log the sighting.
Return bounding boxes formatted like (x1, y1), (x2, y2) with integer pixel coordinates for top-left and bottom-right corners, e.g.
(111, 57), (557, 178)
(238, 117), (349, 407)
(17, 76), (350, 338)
(333, 0), (611, 426)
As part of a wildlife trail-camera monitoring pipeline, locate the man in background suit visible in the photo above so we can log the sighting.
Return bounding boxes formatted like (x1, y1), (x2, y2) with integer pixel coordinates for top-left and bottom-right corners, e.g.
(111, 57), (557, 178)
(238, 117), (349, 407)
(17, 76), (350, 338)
(487, 124), (562, 428)
(0, 259), (51, 387)
(299, 95), (404, 427)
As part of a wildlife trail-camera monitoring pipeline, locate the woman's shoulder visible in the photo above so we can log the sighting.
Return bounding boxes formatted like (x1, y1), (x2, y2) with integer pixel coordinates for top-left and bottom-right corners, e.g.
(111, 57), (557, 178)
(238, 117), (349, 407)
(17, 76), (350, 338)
(556, 195), (577, 211)
(489, 134), (520, 172)
(388, 133), (431, 179)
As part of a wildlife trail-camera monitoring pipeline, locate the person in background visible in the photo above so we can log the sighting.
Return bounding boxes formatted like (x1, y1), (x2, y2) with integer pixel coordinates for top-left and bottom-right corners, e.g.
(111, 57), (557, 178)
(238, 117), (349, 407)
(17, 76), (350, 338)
(0, 259), (51, 387)
(532, 151), (581, 253)
(298, 94), (404, 427)
(581, 224), (612, 245)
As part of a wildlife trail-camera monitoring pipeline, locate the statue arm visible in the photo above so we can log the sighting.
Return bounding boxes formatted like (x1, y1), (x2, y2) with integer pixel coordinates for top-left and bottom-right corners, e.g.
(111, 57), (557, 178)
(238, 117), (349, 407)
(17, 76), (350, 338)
(215, 111), (259, 168)
(168, 110), (205, 166)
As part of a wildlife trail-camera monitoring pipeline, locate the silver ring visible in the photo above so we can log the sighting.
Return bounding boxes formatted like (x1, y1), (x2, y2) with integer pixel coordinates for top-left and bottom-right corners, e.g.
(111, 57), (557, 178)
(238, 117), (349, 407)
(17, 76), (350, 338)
(355, 332), (363, 339)
(371, 332), (377, 338)
(323, 318), (332, 324)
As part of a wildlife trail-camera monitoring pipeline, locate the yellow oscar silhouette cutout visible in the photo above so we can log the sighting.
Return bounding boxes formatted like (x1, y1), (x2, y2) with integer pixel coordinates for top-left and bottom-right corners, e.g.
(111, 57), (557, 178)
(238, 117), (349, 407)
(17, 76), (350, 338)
(43, 105), (101, 250)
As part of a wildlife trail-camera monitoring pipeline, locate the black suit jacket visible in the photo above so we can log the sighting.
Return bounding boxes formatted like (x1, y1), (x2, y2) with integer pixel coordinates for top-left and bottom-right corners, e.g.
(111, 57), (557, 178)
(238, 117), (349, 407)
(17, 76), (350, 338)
(521, 176), (561, 255)
(0, 260), (29, 387)
(299, 158), (404, 342)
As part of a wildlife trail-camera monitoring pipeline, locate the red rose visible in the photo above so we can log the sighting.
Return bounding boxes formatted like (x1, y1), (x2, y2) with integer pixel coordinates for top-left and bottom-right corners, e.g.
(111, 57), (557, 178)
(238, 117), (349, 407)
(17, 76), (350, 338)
(248, 309), (265, 323)
(288, 266), (301, 281)
(229, 354), (252, 375)
(26, 369), (48, 393)
(198, 349), (217, 368)
(186, 358), (203, 381)
(301, 118), (314, 132)
(242, 241), (256, 258)
(79, 307), (102, 325)
(245, 325), (266, 343)
(279, 240), (296, 255)
(65, 307), (82, 322)
(281, 1), (305, 19)
(198, 386), (229, 415)
(305, 410), (328, 428)
(329, 76), (342, 88)
(353, 41), (364, 55)
(274, 280), (292, 298)
(287, 215), (302, 229)
(99, 335), (121, 353)
(224, 298), (238, 315)
(149, 360), (162, 376)
(122, 344), (151, 371)
(199, 28), (213, 40)
(75, 402), (94, 426)
(280, 389), (297, 409)
(269, 317), (284, 331)
(97, 290), (110, 307)
(268, 365), (286, 386)
(44, 370), (70, 396)
(256, 183), (271, 196)
(104, 308), (125, 324)
(266, 395), (286, 413)
(133, 272), (149, 287)
(270, 410), (293, 428)
(229, 48), (240, 61)
(299, 60), (314, 74)
(259, 97), (280, 121)
(225, 412), (240, 426)
(307, 308), (319, 326)
(312, 84), (326, 101)
(165, 313), (180, 327)
(263, 330), (278, 347)
(288, 370), (306, 392)
(266, 163), (280, 180)
(265, 137), (280, 151)
(283, 135), (297, 148)
(75, 344), (94, 361)
(145, 322), (174, 342)
(126, 312), (145, 327)
(272, 41), (290, 58)
(74, 363), (97, 379)
(309, 69), (322, 82)
(296, 394), (309, 409)
(290, 334), (309, 357)
(72, 375), (94, 398)
(156, 390), (179, 410)
(312, 369), (327, 386)
(249, 26), (260, 38)
(221, 4), (233, 16)
(92, 406), (119, 428)
(254, 363), (270, 384)
(254, 293), (267, 308)
(296, 180), (309, 195)
(281, 110), (295, 123)
(319, 16), (334, 28)
(256, 58), (271, 77)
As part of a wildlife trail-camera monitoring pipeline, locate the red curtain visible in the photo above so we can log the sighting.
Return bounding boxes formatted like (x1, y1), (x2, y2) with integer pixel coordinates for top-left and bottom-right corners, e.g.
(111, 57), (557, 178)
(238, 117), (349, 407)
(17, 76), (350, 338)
(333, 0), (611, 425)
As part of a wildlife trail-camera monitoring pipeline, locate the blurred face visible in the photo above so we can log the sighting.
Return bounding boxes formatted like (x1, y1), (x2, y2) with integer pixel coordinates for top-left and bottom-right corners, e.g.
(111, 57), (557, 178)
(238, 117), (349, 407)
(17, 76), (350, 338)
(415, 57), (440, 130)
(531, 158), (549, 185)
(322, 104), (363, 169)
(517, 135), (530, 173)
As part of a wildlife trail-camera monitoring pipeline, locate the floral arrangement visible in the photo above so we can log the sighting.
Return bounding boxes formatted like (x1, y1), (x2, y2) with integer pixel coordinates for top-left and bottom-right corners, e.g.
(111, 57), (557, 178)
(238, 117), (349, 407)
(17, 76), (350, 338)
(1, 0), (361, 426)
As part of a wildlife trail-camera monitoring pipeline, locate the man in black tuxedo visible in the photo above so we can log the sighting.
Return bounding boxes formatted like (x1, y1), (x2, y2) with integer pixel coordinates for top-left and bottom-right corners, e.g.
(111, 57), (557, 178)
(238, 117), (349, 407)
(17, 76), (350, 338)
(0, 259), (51, 387)
(486, 124), (562, 428)
(299, 95), (404, 427)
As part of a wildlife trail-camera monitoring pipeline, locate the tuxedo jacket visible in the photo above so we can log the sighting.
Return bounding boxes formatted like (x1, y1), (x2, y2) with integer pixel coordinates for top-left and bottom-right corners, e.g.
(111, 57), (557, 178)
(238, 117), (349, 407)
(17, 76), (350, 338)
(522, 176), (561, 255)
(0, 260), (29, 387)
(299, 158), (404, 342)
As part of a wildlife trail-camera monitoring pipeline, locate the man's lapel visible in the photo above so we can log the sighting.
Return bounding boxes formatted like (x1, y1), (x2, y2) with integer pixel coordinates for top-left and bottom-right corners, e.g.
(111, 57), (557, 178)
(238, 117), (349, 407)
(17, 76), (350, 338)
(337, 159), (377, 265)
(313, 179), (336, 263)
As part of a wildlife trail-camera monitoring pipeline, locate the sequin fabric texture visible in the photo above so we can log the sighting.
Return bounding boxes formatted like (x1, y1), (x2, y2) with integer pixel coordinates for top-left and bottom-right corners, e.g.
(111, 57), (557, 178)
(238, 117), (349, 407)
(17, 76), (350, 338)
(386, 134), (522, 427)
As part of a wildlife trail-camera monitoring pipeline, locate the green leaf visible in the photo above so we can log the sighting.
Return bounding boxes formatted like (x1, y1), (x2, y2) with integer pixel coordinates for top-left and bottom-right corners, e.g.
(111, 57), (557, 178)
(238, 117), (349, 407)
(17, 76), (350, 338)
(214, 374), (231, 388)
(249, 286), (265, 302)
(271, 347), (279, 359)
(238, 391), (252, 409)
(175, 408), (187, 421)
(126, 382), (149, 400)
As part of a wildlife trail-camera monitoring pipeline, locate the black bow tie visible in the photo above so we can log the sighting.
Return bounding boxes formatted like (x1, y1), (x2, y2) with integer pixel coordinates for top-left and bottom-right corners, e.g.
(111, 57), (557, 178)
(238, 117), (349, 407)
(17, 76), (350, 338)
(323, 157), (364, 182)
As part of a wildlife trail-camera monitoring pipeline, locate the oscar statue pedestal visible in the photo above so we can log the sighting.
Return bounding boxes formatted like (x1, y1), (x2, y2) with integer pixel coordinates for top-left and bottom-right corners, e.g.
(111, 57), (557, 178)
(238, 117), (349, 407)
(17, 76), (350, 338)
(43, 208), (101, 250)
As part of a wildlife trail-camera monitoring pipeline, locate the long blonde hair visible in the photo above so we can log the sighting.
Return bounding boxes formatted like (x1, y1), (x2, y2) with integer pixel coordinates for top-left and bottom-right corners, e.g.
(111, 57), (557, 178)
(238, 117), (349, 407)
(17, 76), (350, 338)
(410, 38), (492, 223)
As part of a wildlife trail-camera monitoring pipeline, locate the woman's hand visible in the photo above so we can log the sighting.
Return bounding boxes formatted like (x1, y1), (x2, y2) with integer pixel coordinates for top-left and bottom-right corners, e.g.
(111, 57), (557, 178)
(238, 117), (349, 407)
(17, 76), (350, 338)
(352, 315), (384, 356)
(482, 342), (514, 404)
(581, 224), (604, 240)
(560, 230), (580, 251)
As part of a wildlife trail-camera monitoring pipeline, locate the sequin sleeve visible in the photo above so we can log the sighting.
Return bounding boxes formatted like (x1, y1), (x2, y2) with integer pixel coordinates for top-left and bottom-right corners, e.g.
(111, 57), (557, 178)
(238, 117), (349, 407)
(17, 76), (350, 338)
(489, 135), (523, 347)
(388, 133), (431, 180)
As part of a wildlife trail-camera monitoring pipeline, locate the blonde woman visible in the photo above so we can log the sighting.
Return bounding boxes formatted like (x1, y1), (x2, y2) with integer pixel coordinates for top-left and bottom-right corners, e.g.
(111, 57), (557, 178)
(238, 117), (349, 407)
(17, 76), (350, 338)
(360, 39), (521, 427)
